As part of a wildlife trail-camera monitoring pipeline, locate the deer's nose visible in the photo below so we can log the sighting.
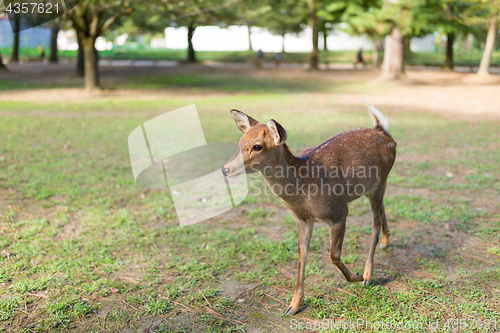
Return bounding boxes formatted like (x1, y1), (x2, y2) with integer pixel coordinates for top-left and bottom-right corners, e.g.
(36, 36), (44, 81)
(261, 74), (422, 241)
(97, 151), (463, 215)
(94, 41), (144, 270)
(221, 167), (230, 176)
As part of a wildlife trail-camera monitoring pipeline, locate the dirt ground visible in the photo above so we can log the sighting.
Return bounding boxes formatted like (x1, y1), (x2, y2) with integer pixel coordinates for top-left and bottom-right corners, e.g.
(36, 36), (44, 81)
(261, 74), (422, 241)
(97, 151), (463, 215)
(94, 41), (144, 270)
(1, 62), (499, 332)
(1, 62), (500, 121)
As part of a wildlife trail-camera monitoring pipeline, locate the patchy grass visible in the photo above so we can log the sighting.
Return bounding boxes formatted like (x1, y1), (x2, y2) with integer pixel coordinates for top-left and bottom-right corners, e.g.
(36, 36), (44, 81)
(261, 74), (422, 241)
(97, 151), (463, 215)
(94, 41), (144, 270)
(0, 72), (499, 332)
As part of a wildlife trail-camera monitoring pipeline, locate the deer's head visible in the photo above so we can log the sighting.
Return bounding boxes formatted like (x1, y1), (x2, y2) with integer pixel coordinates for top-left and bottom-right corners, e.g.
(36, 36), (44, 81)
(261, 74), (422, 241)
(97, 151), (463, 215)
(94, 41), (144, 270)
(222, 109), (287, 177)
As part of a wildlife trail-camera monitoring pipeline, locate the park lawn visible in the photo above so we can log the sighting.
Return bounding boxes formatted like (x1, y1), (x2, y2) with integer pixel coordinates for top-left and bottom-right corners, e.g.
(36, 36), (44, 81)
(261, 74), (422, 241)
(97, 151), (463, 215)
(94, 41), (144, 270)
(2, 46), (500, 68)
(0, 48), (366, 64)
(0, 76), (499, 332)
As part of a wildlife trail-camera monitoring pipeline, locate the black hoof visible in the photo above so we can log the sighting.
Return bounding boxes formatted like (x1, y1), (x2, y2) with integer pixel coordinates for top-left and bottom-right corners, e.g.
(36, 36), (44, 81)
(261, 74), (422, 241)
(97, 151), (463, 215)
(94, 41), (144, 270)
(285, 305), (306, 316)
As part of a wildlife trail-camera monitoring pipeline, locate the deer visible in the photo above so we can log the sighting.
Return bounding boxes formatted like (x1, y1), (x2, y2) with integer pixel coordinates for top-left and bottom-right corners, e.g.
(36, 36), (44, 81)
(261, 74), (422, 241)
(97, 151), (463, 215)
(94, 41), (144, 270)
(222, 101), (396, 315)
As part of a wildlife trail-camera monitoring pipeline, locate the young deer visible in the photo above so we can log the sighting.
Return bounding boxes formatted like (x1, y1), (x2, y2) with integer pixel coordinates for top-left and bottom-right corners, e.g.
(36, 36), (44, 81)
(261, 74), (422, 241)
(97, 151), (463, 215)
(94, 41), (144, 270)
(222, 101), (396, 315)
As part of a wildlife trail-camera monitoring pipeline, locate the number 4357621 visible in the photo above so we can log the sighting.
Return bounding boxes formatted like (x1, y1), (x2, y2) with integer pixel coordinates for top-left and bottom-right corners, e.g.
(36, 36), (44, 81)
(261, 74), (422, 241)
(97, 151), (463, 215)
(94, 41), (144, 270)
(5, 2), (60, 14)
(443, 318), (497, 330)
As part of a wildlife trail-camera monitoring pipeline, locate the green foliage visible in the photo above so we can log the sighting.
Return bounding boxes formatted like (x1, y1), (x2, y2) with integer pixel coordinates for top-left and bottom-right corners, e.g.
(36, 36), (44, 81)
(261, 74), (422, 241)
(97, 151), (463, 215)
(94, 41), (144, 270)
(259, 0), (308, 37)
(412, 0), (472, 37)
(341, 3), (388, 39)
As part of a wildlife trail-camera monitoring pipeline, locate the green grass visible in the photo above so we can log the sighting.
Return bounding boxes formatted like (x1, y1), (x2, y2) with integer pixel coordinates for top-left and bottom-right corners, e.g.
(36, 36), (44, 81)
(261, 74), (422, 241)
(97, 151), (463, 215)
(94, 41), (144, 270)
(0, 72), (499, 331)
(120, 72), (334, 93)
(4, 46), (500, 66)
(406, 50), (500, 67)
(1, 47), (365, 64)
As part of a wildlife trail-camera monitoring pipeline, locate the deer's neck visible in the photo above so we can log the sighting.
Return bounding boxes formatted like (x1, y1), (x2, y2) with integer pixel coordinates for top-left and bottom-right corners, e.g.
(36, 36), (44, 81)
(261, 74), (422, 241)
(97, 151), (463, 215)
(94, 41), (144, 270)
(261, 144), (308, 196)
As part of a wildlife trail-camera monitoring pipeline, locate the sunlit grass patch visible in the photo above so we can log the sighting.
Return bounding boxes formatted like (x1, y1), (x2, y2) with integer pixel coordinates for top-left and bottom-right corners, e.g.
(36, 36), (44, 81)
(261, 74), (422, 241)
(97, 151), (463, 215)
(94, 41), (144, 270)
(385, 195), (485, 225)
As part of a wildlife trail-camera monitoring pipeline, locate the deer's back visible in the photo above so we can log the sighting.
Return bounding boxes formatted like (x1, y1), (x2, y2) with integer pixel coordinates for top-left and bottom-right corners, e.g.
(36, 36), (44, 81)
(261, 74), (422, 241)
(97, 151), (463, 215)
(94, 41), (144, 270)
(298, 127), (397, 180)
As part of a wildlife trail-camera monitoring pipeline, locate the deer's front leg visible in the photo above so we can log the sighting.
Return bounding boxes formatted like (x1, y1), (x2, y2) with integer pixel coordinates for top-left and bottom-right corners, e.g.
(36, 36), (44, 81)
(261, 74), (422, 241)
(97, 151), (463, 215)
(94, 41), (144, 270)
(285, 220), (314, 316)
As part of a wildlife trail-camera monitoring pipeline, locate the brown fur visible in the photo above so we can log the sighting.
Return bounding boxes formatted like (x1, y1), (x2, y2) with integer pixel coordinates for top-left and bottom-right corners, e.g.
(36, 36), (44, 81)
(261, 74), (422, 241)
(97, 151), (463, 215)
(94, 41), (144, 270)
(223, 109), (397, 315)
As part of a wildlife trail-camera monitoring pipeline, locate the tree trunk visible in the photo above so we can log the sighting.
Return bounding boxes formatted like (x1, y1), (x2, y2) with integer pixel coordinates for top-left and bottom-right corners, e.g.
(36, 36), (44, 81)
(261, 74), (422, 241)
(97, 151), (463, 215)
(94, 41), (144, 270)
(308, 0), (319, 70)
(381, 26), (404, 80)
(247, 25), (253, 51)
(476, 11), (498, 77)
(403, 35), (409, 72)
(187, 24), (196, 63)
(0, 51), (6, 71)
(82, 36), (100, 91)
(11, 17), (20, 63)
(443, 33), (454, 70)
(323, 31), (328, 51)
(76, 31), (84, 77)
(282, 33), (285, 53)
(475, 33), (483, 50)
(369, 34), (379, 68)
(49, 24), (60, 63)
(464, 33), (473, 51)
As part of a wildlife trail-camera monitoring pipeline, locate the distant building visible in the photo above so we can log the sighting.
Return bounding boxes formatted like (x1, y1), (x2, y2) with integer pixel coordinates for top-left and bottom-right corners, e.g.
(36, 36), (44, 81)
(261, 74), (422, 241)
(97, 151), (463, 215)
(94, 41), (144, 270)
(0, 17), (50, 48)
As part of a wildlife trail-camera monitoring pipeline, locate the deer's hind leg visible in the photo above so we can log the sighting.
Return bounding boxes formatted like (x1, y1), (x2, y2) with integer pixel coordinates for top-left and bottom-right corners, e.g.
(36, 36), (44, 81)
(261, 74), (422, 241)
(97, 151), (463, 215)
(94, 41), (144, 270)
(328, 205), (364, 283)
(363, 182), (389, 286)
(379, 202), (390, 249)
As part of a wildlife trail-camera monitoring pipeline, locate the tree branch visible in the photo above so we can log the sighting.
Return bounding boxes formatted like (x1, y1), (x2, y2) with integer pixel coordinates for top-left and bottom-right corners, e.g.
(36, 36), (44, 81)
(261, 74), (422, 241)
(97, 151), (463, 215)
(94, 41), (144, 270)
(68, 6), (89, 36)
(98, 13), (123, 35)
(89, 10), (101, 37)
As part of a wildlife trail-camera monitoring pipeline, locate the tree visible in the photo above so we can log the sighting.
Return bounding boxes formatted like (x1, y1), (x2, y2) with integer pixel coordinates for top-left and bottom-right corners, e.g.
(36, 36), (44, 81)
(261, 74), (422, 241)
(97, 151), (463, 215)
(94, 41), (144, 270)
(0, 4), (6, 70)
(179, 1), (240, 62)
(309, 0), (357, 69)
(341, 1), (386, 68)
(461, 0), (500, 82)
(307, 0), (320, 69)
(11, 15), (20, 63)
(0, 51), (6, 71)
(143, 0), (238, 63)
(319, 21), (334, 51)
(379, 0), (416, 80)
(260, 0), (307, 53)
(76, 30), (85, 77)
(477, 8), (498, 77)
(49, 20), (61, 63)
(233, 0), (272, 51)
(381, 27), (404, 78)
(5, 4), (62, 64)
(68, 1), (132, 91)
(413, 0), (471, 71)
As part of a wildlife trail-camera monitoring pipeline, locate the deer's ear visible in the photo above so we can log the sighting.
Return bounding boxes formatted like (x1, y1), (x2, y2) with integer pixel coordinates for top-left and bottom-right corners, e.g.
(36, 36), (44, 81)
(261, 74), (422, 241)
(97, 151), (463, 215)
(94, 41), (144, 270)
(230, 109), (260, 133)
(267, 119), (287, 145)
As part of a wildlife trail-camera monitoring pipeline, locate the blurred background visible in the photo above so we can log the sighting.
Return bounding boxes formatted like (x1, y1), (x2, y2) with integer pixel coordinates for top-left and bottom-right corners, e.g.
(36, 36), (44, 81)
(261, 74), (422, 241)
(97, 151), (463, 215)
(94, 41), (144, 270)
(1, 0), (500, 84)
(0, 0), (499, 332)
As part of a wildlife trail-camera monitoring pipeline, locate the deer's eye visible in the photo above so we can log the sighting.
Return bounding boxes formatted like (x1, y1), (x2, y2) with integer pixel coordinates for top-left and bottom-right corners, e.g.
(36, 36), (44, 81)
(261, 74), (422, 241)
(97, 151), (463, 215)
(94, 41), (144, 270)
(253, 145), (262, 151)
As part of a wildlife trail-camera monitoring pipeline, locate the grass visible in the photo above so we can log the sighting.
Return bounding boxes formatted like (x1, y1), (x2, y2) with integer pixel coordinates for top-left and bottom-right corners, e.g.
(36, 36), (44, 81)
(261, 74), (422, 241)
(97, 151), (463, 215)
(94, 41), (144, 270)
(1, 47), (366, 64)
(0, 70), (499, 332)
(120, 72), (333, 93)
(3, 46), (500, 67)
(406, 50), (500, 67)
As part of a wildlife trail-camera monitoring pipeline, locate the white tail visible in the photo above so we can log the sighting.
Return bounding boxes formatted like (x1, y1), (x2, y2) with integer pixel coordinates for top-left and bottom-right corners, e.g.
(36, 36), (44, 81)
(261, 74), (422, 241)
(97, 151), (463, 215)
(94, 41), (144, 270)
(363, 99), (389, 132)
